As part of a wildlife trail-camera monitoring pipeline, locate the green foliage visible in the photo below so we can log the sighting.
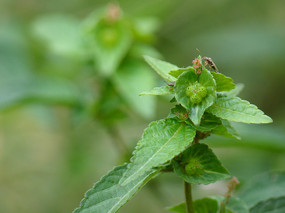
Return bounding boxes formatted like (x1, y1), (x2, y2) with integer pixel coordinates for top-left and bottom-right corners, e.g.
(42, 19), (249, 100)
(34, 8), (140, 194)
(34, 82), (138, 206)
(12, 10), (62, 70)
(208, 96), (272, 124)
(211, 72), (235, 92)
(168, 198), (219, 213)
(173, 143), (230, 185)
(144, 55), (178, 82)
(174, 69), (216, 125)
(74, 164), (157, 213)
(250, 197), (285, 213)
(120, 118), (196, 185)
(238, 171), (285, 208)
(140, 86), (173, 96)
(75, 54), (274, 213)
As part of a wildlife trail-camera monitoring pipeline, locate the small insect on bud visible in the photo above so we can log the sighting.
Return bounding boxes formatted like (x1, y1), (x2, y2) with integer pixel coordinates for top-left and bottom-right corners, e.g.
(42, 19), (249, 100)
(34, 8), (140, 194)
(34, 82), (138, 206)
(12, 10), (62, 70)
(203, 57), (218, 72)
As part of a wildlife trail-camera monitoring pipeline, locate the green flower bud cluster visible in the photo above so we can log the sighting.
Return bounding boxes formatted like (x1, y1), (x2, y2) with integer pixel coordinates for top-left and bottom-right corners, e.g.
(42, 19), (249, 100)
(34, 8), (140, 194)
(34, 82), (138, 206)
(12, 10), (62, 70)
(186, 82), (207, 104)
(185, 158), (204, 176)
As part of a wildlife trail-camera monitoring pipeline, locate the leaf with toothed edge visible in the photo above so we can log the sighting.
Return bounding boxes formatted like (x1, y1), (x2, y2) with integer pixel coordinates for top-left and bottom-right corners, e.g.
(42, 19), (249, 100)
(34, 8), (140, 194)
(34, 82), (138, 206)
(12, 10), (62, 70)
(120, 118), (196, 185)
(73, 164), (157, 213)
(207, 96), (272, 124)
(211, 72), (235, 92)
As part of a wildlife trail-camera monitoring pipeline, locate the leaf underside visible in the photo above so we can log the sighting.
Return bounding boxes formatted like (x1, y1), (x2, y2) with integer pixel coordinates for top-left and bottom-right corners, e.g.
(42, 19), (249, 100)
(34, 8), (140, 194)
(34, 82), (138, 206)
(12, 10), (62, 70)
(250, 196), (285, 213)
(120, 118), (196, 185)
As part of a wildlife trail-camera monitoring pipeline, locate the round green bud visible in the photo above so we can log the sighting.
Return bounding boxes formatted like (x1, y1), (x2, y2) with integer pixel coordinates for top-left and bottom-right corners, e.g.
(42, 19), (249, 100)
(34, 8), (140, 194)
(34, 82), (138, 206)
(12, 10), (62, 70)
(196, 86), (207, 98)
(185, 159), (204, 176)
(190, 94), (202, 104)
(186, 85), (196, 97)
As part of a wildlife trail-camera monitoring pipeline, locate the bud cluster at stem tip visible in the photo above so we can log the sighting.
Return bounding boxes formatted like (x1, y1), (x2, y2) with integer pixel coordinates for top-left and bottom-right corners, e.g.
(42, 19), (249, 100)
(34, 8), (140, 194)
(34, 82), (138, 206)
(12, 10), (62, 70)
(186, 82), (207, 104)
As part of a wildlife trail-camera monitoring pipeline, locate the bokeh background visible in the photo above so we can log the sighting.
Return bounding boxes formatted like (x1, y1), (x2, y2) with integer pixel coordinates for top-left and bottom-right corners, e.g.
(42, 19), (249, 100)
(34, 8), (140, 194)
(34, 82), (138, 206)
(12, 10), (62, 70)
(1, 0), (285, 212)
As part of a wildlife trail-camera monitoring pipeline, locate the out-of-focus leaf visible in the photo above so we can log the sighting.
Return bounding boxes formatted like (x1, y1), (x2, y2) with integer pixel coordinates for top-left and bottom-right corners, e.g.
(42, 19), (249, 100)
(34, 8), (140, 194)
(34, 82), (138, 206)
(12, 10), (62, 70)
(250, 196), (285, 213)
(168, 198), (220, 213)
(194, 198), (219, 213)
(120, 118), (196, 185)
(144, 55), (178, 82)
(227, 197), (249, 213)
(208, 97), (272, 124)
(205, 123), (285, 152)
(32, 14), (83, 57)
(173, 143), (230, 185)
(239, 171), (285, 208)
(133, 17), (160, 41)
(86, 19), (132, 76)
(140, 86), (173, 96)
(112, 60), (156, 119)
(211, 72), (235, 92)
(212, 120), (241, 140)
(168, 203), (187, 213)
(73, 164), (156, 213)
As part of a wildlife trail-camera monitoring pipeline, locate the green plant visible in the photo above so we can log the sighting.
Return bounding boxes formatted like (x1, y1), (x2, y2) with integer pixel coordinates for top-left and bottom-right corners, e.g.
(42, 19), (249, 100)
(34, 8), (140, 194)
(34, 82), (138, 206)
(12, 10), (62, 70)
(74, 55), (276, 213)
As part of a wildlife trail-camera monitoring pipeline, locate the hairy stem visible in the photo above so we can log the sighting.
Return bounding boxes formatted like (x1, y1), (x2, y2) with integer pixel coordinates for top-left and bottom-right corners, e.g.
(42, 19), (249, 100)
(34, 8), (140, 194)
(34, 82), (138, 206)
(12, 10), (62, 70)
(184, 181), (194, 213)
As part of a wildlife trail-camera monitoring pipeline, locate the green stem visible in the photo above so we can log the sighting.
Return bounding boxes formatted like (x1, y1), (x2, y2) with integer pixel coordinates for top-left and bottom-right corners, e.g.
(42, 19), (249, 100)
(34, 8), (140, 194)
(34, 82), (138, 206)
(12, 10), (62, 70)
(184, 181), (195, 213)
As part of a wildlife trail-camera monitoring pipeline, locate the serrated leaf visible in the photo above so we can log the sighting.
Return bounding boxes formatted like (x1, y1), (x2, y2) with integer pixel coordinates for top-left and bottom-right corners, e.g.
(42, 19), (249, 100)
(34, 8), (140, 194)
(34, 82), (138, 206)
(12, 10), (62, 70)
(174, 69), (216, 125)
(144, 55), (178, 82)
(120, 118), (196, 185)
(140, 86), (173, 96)
(168, 203), (187, 213)
(112, 60), (155, 119)
(208, 96), (272, 124)
(192, 112), (221, 132)
(194, 198), (219, 213)
(74, 164), (156, 213)
(250, 196), (285, 213)
(211, 72), (235, 92)
(173, 143), (230, 185)
(212, 120), (241, 140)
(169, 67), (196, 78)
(238, 171), (285, 208)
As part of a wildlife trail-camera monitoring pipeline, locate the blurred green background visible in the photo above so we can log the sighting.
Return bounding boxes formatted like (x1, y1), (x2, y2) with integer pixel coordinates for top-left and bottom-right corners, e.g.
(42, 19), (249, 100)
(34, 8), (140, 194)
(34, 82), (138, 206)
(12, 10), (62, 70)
(0, 0), (285, 212)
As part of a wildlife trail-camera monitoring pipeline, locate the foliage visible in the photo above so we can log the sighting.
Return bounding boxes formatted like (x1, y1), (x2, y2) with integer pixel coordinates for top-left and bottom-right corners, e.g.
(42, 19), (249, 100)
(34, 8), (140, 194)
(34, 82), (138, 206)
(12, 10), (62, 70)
(74, 55), (275, 213)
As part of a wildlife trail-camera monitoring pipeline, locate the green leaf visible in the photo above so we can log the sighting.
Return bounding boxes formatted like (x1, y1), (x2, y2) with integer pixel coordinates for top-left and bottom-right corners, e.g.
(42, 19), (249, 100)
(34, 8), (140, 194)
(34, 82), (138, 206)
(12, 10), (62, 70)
(120, 118), (196, 185)
(194, 198), (219, 213)
(168, 198), (220, 213)
(74, 164), (156, 213)
(112, 60), (155, 119)
(140, 86), (173, 96)
(173, 143), (230, 185)
(144, 55), (178, 82)
(86, 19), (132, 76)
(238, 171), (285, 208)
(250, 196), (285, 213)
(212, 120), (241, 140)
(168, 203), (187, 213)
(211, 72), (235, 92)
(32, 14), (83, 57)
(191, 112), (221, 132)
(208, 96), (272, 124)
(218, 84), (244, 97)
(226, 197), (249, 213)
(169, 67), (196, 78)
(174, 69), (216, 125)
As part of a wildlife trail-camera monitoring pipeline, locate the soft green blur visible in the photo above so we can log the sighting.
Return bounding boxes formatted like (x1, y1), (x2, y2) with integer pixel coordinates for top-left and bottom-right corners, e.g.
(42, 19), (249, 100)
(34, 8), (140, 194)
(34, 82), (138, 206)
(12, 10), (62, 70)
(0, 0), (285, 213)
